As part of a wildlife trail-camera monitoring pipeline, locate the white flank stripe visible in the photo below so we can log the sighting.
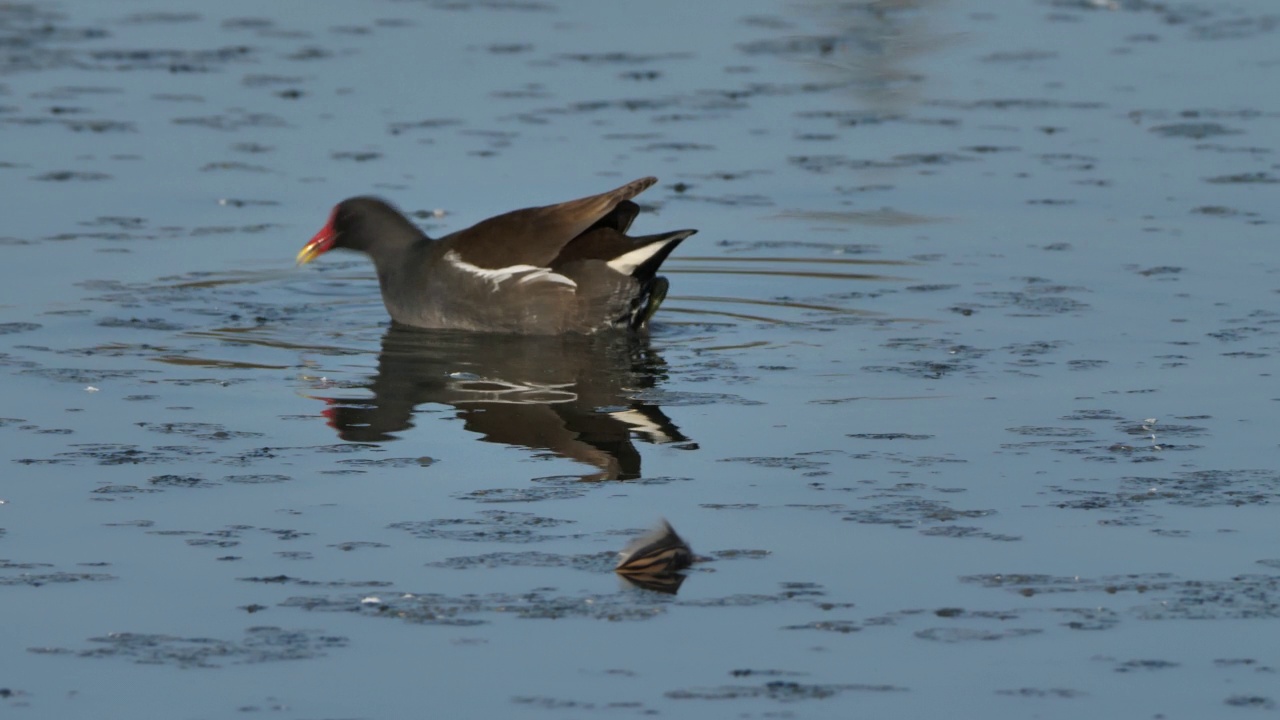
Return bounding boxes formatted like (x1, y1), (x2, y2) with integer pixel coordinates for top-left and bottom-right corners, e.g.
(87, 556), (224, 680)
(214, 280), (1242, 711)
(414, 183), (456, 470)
(445, 250), (576, 290)
(516, 268), (577, 288)
(446, 250), (537, 284)
(606, 239), (673, 276)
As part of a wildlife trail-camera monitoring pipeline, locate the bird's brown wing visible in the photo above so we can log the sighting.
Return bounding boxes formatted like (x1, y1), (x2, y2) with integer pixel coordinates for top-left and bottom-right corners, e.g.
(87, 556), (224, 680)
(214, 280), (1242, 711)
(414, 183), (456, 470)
(441, 177), (658, 268)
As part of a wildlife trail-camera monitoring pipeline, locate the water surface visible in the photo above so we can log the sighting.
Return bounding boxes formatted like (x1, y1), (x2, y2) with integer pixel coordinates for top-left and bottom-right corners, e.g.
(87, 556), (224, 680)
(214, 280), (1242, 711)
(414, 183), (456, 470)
(3, 1), (1280, 717)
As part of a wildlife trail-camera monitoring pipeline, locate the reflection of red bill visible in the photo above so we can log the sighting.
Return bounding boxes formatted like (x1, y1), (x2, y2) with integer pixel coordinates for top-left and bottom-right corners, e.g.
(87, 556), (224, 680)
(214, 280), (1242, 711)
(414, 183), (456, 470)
(297, 391), (340, 431)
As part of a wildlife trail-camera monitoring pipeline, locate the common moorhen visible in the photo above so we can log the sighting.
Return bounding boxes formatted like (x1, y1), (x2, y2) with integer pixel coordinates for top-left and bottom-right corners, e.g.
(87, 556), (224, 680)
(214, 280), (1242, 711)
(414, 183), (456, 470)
(297, 176), (695, 334)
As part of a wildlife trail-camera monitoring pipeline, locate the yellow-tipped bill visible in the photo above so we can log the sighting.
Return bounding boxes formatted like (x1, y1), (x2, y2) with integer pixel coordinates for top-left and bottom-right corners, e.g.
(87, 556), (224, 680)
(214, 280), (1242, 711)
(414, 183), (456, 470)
(296, 239), (325, 265)
(297, 210), (337, 265)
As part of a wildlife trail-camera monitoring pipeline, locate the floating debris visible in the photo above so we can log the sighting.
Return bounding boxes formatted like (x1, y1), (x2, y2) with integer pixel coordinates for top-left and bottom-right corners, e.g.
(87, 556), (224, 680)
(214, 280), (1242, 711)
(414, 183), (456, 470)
(616, 519), (693, 594)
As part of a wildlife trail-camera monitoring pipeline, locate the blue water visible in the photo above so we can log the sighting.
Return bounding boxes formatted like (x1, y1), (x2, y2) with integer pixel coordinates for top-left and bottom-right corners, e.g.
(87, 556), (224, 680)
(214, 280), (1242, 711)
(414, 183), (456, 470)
(3, 0), (1280, 717)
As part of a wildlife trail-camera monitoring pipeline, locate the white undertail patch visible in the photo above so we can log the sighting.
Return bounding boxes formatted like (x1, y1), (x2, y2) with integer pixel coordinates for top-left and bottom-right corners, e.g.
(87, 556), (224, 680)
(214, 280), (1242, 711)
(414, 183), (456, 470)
(605, 239), (676, 276)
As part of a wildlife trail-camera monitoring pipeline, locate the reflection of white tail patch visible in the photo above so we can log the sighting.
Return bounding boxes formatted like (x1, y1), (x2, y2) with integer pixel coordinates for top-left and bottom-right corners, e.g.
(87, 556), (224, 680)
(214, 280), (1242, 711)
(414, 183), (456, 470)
(606, 239), (677, 276)
(609, 408), (676, 443)
(446, 251), (577, 290)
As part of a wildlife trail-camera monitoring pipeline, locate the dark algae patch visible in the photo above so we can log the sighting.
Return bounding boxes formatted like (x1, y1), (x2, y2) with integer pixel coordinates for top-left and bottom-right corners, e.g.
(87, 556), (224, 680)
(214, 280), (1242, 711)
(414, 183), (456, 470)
(29, 627), (347, 668)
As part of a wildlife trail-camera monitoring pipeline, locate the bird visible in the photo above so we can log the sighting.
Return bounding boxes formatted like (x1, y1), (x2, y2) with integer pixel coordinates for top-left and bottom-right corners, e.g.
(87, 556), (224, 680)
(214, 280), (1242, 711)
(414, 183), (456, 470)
(296, 176), (695, 334)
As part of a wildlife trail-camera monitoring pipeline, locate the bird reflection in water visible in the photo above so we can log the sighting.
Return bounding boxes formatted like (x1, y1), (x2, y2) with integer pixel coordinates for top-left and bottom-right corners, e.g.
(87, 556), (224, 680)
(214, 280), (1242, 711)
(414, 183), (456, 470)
(312, 326), (688, 481)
